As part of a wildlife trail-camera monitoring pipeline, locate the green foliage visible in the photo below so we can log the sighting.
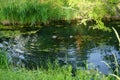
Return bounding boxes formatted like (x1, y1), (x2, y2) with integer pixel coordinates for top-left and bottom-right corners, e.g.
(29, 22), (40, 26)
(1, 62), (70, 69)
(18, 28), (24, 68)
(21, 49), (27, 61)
(0, 65), (116, 80)
(0, 0), (119, 31)
(67, 0), (119, 31)
(0, 49), (8, 69)
(0, 0), (76, 25)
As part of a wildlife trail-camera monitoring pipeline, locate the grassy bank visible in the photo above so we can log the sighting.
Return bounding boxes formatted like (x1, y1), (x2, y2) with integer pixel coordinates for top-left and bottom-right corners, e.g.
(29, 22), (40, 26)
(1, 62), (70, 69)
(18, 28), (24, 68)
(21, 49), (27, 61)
(0, 0), (76, 25)
(0, 0), (119, 31)
(0, 66), (116, 80)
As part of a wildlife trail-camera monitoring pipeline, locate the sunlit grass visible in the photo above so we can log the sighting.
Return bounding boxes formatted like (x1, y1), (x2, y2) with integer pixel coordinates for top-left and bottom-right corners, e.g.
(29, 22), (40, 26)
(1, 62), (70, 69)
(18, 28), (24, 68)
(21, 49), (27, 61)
(0, 66), (111, 80)
(0, 0), (119, 32)
(0, 64), (119, 80)
(0, 0), (76, 25)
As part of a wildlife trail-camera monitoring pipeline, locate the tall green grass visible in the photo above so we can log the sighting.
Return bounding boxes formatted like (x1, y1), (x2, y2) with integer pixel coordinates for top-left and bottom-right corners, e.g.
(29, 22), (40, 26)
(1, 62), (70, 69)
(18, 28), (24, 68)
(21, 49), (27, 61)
(0, 65), (115, 80)
(0, 49), (9, 69)
(0, 0), (76, 25)
(0, 0), (119, 31)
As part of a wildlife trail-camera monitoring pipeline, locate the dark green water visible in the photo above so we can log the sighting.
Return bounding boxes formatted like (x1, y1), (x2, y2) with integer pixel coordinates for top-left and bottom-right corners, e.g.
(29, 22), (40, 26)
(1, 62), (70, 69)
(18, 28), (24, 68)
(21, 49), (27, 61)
(0, 24), (120, 74)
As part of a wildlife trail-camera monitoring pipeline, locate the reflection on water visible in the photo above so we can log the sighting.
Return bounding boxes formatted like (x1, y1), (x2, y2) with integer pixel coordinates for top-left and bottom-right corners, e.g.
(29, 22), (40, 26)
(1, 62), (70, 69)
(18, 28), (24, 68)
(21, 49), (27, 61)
(88, 45), (120, 74)
(0, 25), (120, 74)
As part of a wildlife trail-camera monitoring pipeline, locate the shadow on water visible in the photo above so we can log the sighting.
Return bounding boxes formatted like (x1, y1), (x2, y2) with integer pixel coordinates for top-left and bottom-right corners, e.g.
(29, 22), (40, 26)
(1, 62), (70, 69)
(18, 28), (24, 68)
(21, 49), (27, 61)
(0, 24), (120, 75)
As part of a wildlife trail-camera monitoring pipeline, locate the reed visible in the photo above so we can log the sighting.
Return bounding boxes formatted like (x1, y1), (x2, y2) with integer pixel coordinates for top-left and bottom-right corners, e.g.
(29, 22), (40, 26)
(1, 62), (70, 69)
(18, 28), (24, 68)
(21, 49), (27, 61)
(112, 27), (120, 49)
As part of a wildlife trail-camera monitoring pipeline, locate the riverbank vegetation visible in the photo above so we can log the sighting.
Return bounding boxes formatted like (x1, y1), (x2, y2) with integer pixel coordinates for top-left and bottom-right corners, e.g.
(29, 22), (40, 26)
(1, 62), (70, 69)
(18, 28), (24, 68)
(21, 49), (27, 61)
(0, 49), (119, 80)
(0, 67), (113, 80)
(0, 0), (120, 31)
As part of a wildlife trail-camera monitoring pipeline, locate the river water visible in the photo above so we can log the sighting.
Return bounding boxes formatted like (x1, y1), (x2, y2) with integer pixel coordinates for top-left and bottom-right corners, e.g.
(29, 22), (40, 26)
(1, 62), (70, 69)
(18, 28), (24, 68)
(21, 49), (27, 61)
(0, 24), (120, 74)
